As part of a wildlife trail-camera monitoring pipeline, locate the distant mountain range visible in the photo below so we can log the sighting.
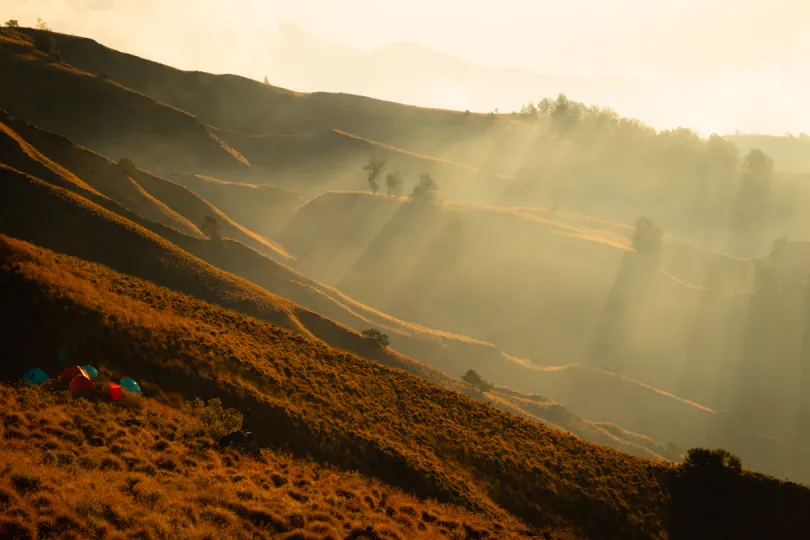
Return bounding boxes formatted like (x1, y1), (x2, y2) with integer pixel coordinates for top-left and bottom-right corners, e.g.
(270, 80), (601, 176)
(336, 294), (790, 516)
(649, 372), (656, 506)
(267, 23), (659, 119)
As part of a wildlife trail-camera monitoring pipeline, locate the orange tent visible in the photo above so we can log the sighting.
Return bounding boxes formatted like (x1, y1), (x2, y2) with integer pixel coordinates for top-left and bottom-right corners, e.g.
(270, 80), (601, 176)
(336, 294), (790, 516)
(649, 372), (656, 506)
(58, 365), (88, 382)
(109, 383), (122, 401)
(69, 374), (95, 393)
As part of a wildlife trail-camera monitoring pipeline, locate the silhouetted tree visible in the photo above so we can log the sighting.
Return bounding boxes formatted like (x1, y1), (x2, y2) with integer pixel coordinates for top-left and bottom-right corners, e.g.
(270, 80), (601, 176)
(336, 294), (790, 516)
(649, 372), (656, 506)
(362, 157), (386, 194)
(729, 149), (774, 254)
(35, 17), (48, 30)
(117, 157), (137, 176)
(385, 171), (403, 197)
(410, 173), (439, 201)
(682, 448), (742, 472)
(4, 20), (19, 28)
(361, 328), (389, 348)
(462, 369), (493, 393)
(632, 217), (663, 258)
(201, 216), (221, 242)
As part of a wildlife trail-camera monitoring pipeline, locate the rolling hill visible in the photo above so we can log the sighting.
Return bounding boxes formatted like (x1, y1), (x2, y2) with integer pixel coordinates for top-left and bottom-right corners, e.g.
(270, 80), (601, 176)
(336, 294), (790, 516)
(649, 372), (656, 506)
(0, 115), (678, 461)
(0, 29), (250, 177)
(4, 235), (810, 539)
(167, 173), (306, 238)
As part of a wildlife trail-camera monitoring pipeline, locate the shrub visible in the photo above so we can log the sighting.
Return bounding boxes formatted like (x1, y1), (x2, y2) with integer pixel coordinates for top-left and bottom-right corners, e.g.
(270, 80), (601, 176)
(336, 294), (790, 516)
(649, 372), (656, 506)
(4, 20), (19, 28)
(183, 398), (243, 440)
(118, 157), (137, 175)
(682, 447), (742, 472)
(461, 369), (493, 393)
(200, 216), (222, 242)
(632, 217), (663, 258)
(410, 173), (439, 202)
(361, 328), (390, 348)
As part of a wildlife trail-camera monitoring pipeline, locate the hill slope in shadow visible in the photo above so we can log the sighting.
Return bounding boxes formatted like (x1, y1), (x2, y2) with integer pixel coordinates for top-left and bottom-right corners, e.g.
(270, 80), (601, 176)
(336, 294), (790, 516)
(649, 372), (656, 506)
(0, 29), (250, 176)
(0, 113), (291, 262)
(168, 173), (306, 238)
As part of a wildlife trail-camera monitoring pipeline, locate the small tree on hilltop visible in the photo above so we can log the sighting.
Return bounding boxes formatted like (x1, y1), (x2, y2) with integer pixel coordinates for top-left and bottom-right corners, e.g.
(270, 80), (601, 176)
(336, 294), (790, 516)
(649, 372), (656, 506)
(362, 157), (386, 195)
(118, 157), (137, 176)
(201, 216), (222, 242)
(410, 172), (439, 202)
(35, 17), (49, 30)
(361, 328), (389, 348)
(263, 76), (270, 85)
(462, 369), (494, 393)
(385, 171), (403, 197)
(4, 20), (20, 28)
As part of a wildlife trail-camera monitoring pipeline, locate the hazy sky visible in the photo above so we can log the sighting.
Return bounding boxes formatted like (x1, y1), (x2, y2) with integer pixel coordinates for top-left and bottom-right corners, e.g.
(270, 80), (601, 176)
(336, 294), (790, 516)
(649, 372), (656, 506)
(4, 0), (809, 135)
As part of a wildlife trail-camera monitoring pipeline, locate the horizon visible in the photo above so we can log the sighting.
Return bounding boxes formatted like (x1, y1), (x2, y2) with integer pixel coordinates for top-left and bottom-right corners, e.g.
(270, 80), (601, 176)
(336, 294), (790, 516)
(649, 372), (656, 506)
(4, 0), (809, 135)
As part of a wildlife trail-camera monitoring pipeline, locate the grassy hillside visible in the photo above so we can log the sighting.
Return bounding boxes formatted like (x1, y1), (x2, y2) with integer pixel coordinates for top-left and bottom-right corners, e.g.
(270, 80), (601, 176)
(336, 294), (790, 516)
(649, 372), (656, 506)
(0, 29), (250, 176)
(0, 114), (290, 261)
(0, 383), (538, 540)
(5, 236), (810, 538)
(1, 121), (682, 462)
(210, 127), (509, 202)
(168, 173), (306, 238)
(280, 192), (742, 362)
(49, 31), (494, 151)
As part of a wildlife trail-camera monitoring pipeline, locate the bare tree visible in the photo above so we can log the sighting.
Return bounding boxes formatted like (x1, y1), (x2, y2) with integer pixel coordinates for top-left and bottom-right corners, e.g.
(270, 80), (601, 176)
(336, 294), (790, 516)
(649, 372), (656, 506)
(362, 157), (386, 194)
(35, 17), (49, 30)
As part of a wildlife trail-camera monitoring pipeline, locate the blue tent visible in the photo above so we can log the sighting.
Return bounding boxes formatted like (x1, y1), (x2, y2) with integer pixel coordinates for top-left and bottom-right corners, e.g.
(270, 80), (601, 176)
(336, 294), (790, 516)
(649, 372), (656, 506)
(120, 378), (142, 395)
(24, 368), (49, 385)
(83, 365), (99, 378)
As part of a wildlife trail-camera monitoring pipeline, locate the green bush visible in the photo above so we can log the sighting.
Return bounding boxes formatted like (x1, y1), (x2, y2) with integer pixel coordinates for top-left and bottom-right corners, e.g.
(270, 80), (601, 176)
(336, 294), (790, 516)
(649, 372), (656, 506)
(182, 398), (243, 440)
(361, 328), (390, 348)
(462, 369), (494, 393)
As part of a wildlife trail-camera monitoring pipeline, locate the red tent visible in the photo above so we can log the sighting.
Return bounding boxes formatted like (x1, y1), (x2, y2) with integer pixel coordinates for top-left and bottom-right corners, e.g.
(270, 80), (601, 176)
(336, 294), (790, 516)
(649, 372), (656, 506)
(69, 374), (95, 393)
(58, 365), (88, 382)
(109, 383), (122, 401)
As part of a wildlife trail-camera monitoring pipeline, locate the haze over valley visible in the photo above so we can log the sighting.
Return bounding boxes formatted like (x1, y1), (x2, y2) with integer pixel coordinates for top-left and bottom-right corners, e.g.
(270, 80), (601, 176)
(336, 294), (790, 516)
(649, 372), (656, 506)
(1, 4), (810, 538)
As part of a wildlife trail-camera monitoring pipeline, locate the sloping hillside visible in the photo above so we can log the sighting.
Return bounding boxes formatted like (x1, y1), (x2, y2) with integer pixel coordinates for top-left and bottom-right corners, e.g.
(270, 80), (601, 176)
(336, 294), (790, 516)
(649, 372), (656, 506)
(49, 30), (494, 152)
(0, 165), (446, 382)
(0, 383), (536, 540)
(5, 236), (810, 539)
(0, 117), (681, 459)
(0, 29), (250, 176)
(210, 127), (509, 201)
(0, 114), (291, 261)
(168, 173), (306, 237)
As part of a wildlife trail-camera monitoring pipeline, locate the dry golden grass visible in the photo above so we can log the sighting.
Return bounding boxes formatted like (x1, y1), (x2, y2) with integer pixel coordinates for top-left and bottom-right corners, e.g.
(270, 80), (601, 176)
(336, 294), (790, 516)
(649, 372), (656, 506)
(0, 384), (538, 540)
(4, 236), (810, 539)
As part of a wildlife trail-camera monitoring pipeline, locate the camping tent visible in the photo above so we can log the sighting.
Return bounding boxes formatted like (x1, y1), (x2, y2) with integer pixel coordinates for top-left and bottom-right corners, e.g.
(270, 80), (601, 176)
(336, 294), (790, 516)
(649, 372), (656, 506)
(83, 365), (99, 378)
(109, 383), (122, 401)
(69, 373), (95, 393)
(120, 378), (142, 395)
(23, 368), (49, 385)
(58, 366), (88, 382)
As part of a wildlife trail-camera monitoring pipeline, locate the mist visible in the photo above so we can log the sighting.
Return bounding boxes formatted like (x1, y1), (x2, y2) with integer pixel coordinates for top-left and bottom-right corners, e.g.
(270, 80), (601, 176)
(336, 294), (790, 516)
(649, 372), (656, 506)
(5, 0), (810, 135)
